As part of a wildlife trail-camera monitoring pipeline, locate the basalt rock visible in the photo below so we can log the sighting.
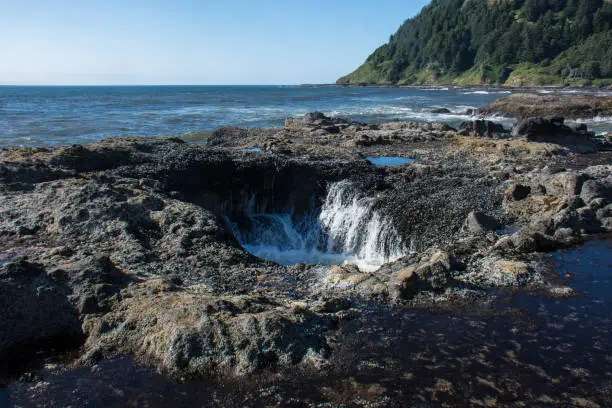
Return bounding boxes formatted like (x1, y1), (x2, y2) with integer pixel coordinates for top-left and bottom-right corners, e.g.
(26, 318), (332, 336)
(0, 119), (609, 382)
(462, 211), (500, 234)
(431, 108), (451, 114)
(458, 120), (507, 138)
(0, 260), (83, 366)
(511, 117), (597, 152)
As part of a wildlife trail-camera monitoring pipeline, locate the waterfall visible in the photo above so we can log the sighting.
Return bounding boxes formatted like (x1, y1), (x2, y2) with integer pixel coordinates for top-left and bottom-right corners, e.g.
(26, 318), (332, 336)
(227, 181), (406, 271)
(319, 181), (406, 267)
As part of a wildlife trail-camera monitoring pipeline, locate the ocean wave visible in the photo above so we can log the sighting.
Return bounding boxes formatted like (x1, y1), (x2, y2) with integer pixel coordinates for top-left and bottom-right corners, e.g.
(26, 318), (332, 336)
(326, 104), (516, 126)
(571, 116), (612, 124)
(462, 90), (512, 95)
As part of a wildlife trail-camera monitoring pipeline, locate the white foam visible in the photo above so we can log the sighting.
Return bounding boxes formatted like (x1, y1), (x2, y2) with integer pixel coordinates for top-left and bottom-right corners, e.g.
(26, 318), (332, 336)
(229, 181), (406, 272)
(462, 90), (512, 95)
(570, 116), (612, 124)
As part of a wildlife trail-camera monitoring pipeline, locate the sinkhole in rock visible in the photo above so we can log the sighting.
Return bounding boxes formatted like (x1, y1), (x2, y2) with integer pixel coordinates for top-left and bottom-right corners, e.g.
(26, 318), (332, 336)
(225, 181), (406, 272)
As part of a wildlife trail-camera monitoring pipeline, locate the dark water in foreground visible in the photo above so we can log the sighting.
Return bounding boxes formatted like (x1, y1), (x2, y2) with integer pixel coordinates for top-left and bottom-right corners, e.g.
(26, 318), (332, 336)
(2, 86), (612, 148)
(3, 239), (611, 407)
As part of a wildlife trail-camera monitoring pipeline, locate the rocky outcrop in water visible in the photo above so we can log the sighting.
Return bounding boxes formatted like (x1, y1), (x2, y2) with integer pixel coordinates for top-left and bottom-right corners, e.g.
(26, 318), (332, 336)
(1, 112), (611, 385)
(458, 120), (508, 138)
(480, 93), (612, 119)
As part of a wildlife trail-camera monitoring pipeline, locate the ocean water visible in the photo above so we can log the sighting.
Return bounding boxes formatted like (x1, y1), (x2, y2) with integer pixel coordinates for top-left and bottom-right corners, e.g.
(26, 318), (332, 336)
(2, 86), (610, 148)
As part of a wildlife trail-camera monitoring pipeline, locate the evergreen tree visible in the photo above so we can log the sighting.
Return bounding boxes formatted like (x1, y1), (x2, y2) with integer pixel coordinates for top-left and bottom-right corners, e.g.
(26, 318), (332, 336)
(339, 0), (612, 85)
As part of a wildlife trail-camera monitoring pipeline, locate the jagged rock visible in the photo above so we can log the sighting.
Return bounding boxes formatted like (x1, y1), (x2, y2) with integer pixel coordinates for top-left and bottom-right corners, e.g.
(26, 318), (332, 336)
(431, 108), (451, 114)
(413, 250), (458, 290)
(458, 120), (507, 138)
(468, 257), (535, 287)
(303, 112), (328, 123)
(394, 266), (417, 286)
(462, 211), (500, 234)
(512, 117), (571, 138)
(512, 117), (597, 151)
(541, 172), (589, 196)
(553, 227), (577, 245)
(285, 112), (351, 134)
(596, 204), (612, 220)
(496, 231), (562, 254)
(581, 179), (612, 205)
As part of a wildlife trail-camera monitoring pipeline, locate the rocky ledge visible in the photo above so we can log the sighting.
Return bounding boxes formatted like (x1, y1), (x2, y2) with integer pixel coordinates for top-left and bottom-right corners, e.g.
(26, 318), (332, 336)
(479, 93), (612, 119)
(1, 112), (611, 386)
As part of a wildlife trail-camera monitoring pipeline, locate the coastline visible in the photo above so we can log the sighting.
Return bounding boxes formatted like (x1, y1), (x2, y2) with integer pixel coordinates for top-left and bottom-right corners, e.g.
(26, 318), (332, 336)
(1, 103), (611, 406)
(299, 82), (612, 93)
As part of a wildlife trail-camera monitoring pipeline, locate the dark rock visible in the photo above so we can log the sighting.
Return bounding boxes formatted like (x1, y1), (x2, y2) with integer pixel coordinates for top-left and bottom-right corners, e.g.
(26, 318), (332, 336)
(581, 179), (612, 205)
(510, 231), (563, 253)
(431, 108), (451, 114)
(303, 112), (328, 123)
(459, 120), (507, 138)
(596, 204), (612, 220)
(512, 117), (572, 138)
(575, 124), (589, 133)
(512, 117), (597, 151)
(576, 207), (602, 234)
(0, 261), (83, 366)
(553, 227), (577, 244)
(462, 211), (500, 234)
(505, 184), (531, 201)
(414, 251), (459, 290)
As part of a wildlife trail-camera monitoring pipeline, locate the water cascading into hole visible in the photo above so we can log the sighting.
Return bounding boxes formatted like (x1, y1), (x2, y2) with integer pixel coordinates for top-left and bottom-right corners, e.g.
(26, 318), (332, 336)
(226, 181), (406, 271)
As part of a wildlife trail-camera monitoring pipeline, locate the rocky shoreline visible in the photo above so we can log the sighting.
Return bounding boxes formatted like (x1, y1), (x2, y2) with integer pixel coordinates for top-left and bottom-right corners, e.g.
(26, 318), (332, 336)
(1, 107), (611, 405)
(480, 93), (612, 120)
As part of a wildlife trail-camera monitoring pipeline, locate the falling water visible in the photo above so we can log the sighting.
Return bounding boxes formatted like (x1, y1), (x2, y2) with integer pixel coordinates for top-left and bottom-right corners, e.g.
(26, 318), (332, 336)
(227, 181), (406, 271)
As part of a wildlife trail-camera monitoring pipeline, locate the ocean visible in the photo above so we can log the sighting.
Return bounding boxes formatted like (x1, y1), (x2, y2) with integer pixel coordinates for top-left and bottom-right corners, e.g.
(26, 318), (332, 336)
(1, 85), (611, 148)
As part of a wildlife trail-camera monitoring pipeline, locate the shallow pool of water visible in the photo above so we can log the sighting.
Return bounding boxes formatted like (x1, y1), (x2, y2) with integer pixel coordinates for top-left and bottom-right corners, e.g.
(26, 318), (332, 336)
(366, 156), (415, 166)
(4, 239), (611, 407)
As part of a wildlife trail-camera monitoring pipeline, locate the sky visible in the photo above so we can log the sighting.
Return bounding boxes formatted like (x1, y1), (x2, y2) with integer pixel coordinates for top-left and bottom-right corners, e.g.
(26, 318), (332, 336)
(0, 0), (429, 85)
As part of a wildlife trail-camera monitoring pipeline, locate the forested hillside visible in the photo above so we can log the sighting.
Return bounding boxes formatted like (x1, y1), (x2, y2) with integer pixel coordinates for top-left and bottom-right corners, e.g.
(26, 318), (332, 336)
(338, 0), (612, 86)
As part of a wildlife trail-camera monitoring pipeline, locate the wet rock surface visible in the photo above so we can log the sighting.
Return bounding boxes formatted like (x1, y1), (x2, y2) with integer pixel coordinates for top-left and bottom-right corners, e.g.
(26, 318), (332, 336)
(4, 239), (612, 407)
(1, 111), (611, 406)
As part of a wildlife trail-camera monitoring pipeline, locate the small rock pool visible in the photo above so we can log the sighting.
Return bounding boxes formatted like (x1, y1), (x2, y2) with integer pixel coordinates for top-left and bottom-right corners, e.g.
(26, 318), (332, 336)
(366, 156), (416, 166)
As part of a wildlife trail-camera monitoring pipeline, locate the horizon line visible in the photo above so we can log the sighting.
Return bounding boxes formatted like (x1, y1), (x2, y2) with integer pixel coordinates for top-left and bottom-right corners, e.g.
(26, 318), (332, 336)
(0, 83), (338, 87)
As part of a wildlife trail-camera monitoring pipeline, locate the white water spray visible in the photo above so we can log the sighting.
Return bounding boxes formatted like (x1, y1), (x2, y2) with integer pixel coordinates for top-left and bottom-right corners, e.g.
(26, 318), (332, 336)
(228, 181), (406, 271)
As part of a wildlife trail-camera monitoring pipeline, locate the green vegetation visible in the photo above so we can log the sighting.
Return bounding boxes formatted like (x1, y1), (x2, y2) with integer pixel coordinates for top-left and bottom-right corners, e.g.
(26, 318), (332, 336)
(338, 0), (612, 86)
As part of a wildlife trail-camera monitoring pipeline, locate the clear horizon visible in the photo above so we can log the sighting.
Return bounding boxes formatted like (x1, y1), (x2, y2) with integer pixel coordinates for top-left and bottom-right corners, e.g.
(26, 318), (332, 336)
(0, 0), (429, 86)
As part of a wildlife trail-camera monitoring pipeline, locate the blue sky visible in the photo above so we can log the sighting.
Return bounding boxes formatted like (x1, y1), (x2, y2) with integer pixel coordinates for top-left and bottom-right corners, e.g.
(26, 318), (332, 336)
(0, 0), (429, 85)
